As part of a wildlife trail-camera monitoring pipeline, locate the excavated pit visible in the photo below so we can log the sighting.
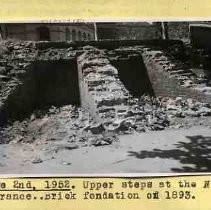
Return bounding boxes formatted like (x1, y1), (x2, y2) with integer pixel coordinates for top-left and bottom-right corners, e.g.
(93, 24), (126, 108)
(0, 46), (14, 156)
(0, 60), (80, 124)
(110, 55), (154, 97)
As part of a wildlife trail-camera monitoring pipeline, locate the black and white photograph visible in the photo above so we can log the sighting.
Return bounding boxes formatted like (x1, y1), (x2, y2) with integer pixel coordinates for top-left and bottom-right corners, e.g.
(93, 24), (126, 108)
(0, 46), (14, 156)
(0, 21), (211, 174)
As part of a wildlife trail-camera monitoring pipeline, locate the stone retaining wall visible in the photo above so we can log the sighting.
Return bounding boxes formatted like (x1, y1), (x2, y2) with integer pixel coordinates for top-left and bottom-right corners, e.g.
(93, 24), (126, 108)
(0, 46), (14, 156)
(142, 48), (211, 103)
(77, 49), (130, 124)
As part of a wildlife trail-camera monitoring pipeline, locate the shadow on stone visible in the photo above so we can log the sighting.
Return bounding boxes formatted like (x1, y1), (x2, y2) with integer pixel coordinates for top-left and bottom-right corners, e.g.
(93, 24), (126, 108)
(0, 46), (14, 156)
(111, 55), (154, 97)
(128, 135), (211, 172)
(0, 60), (80, 125)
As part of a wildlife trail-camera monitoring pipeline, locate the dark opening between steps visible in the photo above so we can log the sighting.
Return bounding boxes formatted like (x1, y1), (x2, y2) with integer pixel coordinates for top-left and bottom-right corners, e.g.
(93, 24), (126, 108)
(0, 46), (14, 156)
(0, 60), (80, 125)
(110, 55), (154, 97)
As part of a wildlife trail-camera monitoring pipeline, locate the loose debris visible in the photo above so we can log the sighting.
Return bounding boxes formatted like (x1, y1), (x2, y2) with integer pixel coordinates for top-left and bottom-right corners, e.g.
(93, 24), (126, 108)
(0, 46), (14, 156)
(0, 41), (211, 149)
(1, 96), (211, 146)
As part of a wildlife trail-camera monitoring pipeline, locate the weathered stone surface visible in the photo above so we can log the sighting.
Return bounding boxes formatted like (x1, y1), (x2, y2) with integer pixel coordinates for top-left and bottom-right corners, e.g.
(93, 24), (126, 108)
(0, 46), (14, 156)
(0, 40), (211, 147)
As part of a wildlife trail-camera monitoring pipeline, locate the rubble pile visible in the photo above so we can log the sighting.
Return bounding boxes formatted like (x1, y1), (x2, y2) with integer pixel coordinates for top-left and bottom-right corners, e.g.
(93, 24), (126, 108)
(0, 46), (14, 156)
(37, 47), (76, 60)
(98, 95), (211, 133)
(0, 41), (211, 146)
(0, 104), (118, 146)
(78, 48), (211, 135)
(160, 97), (211, 117)
(1, 94), (211, 145)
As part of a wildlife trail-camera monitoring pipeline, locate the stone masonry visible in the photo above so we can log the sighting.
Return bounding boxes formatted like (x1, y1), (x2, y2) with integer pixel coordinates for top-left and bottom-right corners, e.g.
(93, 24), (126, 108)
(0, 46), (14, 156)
(0, 40), (211, 133)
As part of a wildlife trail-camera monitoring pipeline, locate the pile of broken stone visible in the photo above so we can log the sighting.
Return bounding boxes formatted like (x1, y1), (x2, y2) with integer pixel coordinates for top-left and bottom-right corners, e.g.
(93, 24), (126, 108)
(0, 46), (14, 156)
(79, 47), (211, 137)
(0, 95), (211, 147)
(85, 95), (211, 135)
(0, 41), (211, 147)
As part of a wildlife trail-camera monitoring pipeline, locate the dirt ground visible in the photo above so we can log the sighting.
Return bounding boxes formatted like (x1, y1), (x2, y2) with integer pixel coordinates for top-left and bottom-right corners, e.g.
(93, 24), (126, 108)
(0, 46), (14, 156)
(0, 123), (211, 174)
